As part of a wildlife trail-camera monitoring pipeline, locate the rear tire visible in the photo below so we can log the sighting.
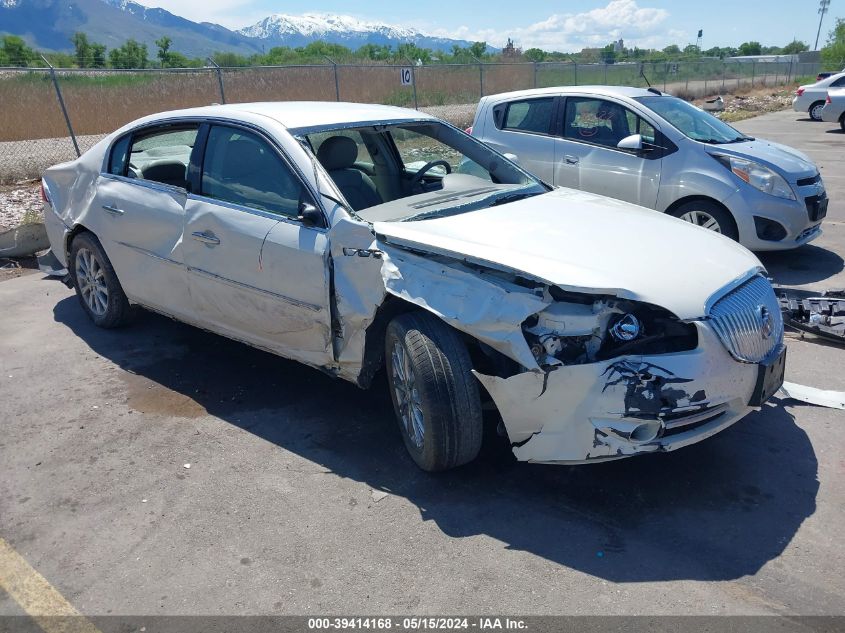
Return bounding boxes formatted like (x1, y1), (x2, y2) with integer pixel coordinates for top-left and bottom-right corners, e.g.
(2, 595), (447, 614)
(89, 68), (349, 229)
(385, 311), (483, 472)
(809, 101), (825, 121)
(668, 200), (739, 242)
(840, 114), (845, 131)
(69, 232), (134, 328)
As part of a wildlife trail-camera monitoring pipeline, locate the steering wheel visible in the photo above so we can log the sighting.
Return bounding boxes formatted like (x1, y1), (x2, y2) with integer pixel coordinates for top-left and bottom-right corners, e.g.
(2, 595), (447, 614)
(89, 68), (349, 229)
(410, 160), (452, 193)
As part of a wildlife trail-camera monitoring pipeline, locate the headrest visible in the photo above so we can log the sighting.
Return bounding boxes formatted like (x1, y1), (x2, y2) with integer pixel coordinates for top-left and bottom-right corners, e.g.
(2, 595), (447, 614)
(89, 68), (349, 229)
(316, 136), (359, 171)
(142, 161), (186, 184)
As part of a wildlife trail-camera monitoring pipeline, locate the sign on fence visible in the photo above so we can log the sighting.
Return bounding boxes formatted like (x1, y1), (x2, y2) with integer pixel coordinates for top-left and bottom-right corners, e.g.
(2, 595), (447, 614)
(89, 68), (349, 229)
(400, 67), (414, 86)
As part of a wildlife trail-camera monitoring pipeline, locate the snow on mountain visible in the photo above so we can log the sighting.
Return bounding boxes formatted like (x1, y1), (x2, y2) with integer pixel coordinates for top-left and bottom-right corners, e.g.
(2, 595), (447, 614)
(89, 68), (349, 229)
(239, 13), (422, 41)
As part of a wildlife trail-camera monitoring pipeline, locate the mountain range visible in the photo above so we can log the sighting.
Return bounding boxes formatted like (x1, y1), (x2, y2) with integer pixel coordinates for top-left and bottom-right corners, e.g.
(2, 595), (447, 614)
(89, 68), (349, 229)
(0, 0), (477, 58)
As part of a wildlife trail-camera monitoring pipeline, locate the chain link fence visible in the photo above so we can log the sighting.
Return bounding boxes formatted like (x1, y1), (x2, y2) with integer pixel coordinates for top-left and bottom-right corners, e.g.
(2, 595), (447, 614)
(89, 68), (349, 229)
(0, 58), (819, 184)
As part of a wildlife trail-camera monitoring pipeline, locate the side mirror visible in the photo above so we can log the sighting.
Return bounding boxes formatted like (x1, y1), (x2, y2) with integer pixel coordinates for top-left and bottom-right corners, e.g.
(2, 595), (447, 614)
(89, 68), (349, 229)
(616, 134), (643, 151)
(503, 152), (520, 164)
(297, 202), (325, 228)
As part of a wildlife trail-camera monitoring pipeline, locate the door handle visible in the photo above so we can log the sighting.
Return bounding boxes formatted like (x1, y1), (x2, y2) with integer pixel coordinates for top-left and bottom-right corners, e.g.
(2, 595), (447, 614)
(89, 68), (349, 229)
(564, 155), (579, 165)
(102, 204), (125, 215)
(192, 231), (220, 246)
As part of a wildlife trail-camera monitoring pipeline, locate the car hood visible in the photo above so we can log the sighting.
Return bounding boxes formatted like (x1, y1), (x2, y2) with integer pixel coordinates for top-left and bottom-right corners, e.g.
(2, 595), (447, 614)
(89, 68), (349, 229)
(373, 188), (763, 320)
(705, 138), (817, 179)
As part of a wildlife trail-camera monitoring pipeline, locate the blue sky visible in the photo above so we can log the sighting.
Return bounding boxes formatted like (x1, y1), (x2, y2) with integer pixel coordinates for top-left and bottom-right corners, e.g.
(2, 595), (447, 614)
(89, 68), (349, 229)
(147, 0), (840, 52)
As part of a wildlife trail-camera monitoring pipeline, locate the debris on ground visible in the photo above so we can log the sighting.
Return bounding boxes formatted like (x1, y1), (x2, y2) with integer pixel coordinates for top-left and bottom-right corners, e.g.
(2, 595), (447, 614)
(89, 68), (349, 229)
(777, 287), (845, 345)
(0, 181), (41, 233)
(779, 382), (845, 410)
(693, 88), (795, 123)
(0, 255), (39, 282)
(371, 489), (389, 503)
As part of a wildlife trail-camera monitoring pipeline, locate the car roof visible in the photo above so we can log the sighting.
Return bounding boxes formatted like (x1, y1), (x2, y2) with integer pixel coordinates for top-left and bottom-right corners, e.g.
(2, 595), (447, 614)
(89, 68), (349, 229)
(141, 101), (435, 130)
(483, 85), (661, 102)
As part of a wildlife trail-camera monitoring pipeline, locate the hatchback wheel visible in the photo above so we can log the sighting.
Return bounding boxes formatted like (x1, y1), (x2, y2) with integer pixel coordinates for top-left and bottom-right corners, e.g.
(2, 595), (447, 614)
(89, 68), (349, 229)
(809, 101), (825, 121)
(669, 200), (739, 242)
(385, 311), (483, 472)
(70, 232), (134, 328)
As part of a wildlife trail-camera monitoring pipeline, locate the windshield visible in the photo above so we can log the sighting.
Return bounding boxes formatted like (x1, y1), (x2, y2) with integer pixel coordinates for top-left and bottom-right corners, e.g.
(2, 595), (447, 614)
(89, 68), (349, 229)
(293, 120), (547, 222)
(634, 95), (751, 144)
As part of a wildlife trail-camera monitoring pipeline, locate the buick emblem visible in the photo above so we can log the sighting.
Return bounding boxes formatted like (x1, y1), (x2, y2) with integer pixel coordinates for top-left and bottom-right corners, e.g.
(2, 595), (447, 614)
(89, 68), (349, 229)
(758, 305), (774, 339)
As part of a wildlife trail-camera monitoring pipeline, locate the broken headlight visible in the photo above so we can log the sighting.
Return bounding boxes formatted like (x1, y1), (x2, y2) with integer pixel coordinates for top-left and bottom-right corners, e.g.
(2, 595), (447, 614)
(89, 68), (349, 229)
(523, 295), (697, 367)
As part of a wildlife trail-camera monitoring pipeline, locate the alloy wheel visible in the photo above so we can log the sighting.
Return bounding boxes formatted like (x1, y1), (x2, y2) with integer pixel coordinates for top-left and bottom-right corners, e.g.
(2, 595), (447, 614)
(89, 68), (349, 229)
(679, 210), (722, 232)
(390, 341), (425, 449)
(75, 247), (109, 316)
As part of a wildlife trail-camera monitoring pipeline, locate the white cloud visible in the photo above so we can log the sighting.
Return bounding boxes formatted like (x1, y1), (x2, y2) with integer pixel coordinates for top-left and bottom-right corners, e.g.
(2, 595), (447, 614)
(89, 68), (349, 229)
(431, 0), (686, 52)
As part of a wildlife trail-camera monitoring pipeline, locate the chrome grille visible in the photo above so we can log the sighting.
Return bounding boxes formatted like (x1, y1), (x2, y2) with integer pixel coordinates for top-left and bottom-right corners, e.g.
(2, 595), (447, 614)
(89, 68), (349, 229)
(708, 275), (784, 363)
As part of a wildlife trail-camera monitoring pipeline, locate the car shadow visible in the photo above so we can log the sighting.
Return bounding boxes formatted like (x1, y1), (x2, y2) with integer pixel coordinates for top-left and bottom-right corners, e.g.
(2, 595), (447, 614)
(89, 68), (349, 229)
(824, 128), (844, 134)
(53, 294), (819, 584)
(759, 244), (845, 286)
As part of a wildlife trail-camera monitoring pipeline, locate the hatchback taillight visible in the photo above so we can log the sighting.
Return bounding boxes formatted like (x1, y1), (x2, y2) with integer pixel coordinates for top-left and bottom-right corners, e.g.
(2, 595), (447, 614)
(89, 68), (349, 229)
(826, 94), (832, 104)
(796, 87), (805, 96)
(465, 126), (473, 135)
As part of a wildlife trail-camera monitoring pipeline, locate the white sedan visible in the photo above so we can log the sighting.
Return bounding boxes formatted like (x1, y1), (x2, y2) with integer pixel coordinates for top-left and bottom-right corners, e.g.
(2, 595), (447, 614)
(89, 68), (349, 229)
(821, 88), (845, 130)
(793, 72), (845, 120)
(41, 102), (785, 470)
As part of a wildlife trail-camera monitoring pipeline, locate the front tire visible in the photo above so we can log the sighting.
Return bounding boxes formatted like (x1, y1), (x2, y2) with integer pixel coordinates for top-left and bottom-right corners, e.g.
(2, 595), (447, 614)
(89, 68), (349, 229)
(809, 101), (825, 121)
(385, 312), (483, 471)
(669, 200), (739, 242)
(69, 232), (134, 328)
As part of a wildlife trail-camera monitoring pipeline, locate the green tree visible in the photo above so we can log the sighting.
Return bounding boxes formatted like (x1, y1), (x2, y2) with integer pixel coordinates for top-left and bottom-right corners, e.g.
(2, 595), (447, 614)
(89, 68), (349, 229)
(683, 44), (700, 56)
(72, 32), (90, 68)
(2, 35), (36, 67)
(468, 41), (487, 59)
(737, 41), (762, 56)
(109, 39), (148, 68)
(155, 36), (172, 67)
(601, 44), (616, 64)
(821, 18), (845, 70)
(781, 39), (808, 54)
(662, 44), (681, 56)
(91, 43), (107, 68)
(523, 47), (547, 62)
(212, 51), (250, 67)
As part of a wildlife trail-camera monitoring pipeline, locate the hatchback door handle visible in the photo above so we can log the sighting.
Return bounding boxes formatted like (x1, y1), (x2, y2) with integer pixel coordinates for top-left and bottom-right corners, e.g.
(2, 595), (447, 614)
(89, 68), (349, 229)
(102, 204), (125, 215)
(192, 231), (220, 246)
(564, 155), (579, 165)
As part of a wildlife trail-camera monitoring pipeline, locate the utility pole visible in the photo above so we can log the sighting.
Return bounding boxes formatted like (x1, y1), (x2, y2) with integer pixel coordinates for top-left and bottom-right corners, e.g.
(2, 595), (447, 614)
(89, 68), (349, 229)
(814, 0), (831, 50)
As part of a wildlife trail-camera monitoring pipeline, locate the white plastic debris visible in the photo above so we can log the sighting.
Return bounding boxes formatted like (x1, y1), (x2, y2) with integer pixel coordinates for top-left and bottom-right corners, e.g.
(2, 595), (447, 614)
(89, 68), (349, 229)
(779, 381), (845, 410)
(371, 490), (389, 503)
(183, 463), (191, 469)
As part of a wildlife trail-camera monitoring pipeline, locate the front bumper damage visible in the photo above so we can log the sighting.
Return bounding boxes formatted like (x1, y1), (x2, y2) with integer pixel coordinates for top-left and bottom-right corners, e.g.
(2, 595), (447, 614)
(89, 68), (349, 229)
(474, 324), (761, 464)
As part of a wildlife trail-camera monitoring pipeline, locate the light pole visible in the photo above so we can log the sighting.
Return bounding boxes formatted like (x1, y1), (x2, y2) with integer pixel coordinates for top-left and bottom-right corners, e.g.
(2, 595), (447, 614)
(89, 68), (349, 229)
(814, 0), (831, 50)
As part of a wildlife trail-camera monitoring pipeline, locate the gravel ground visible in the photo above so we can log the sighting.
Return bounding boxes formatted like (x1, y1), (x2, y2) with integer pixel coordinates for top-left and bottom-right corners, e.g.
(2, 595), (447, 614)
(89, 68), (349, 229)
(0, 182), (42, 233)
(693, 88), (795, 123)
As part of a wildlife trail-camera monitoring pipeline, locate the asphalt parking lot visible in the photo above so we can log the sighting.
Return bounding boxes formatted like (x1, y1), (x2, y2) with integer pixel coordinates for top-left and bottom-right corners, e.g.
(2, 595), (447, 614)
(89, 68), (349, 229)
(1, 109), (844, 620)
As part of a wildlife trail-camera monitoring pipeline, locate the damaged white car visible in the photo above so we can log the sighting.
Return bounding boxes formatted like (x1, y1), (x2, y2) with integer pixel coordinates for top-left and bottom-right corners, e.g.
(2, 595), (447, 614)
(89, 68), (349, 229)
(41, 102), (786, 471)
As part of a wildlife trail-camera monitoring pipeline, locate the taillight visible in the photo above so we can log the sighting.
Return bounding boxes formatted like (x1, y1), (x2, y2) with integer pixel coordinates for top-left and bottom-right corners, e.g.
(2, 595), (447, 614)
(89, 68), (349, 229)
(796, 87), (805, 96)
(40, 180), (51, 206)
(826, 94), (832, 104)
(465, 126), (473, 135)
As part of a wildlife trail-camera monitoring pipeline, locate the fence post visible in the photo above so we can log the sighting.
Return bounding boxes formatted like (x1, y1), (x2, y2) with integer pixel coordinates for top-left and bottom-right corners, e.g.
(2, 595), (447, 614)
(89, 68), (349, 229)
(470, 54), (484, 98)
(41, 55), (80, 158)
(604, 63), (608, 84)
(533, 62), (538, 89)
(323, 55), (340, 101)
(662, 63), (667, 92)
(774, 62), (779, 87)
(405, 57), (419, 110)
(573, 62), (578, 85)
(751, 60), (755, 87)
(721, 62), (726, 92)
(206, 58), (226, 104)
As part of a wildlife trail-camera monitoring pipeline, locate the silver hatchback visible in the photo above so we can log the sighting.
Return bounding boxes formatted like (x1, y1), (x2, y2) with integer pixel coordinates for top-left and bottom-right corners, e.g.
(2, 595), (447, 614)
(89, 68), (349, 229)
(471, 86), (827, 251)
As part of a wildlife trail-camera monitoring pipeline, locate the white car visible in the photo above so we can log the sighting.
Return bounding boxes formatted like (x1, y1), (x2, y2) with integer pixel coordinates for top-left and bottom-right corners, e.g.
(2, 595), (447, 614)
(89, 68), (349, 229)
(793, 72), (845, 120)
(821, 88), (845, 130)
(41, 102), (786, 470)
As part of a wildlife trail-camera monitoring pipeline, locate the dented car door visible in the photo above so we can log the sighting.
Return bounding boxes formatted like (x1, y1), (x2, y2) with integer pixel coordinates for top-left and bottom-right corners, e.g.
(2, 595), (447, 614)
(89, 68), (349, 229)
(182, 123), (334, 368)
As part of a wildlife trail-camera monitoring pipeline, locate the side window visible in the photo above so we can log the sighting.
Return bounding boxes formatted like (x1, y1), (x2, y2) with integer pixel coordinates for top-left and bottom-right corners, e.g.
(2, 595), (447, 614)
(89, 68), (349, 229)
(502, 98), (555, 134)
(201, 126), (305, 218)
(831, 76), (845, 87)
(128, 126), (198, 188)
(108, 134), (130, 176)
(624, 111), (657, 144)
(563, 98), (635, 149)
